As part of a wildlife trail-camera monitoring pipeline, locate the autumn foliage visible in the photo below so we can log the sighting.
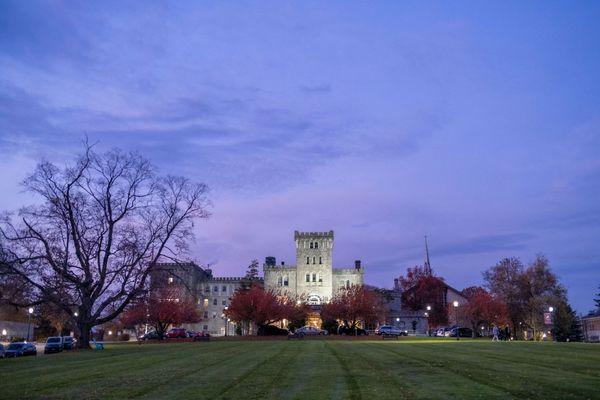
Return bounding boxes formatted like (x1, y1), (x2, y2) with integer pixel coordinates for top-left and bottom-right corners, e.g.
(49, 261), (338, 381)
(320, 285), (383, 331)
(399, 266), (448, 327)
(225, 285), (309, 334)
(460, 286), (508, 336)
(120, 287), (201, 337)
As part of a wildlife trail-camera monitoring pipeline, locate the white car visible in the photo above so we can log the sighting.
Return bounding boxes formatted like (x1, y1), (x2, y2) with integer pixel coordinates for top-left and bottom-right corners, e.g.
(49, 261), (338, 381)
(294, 326), (328, 336)
(376, 325), (407, 336)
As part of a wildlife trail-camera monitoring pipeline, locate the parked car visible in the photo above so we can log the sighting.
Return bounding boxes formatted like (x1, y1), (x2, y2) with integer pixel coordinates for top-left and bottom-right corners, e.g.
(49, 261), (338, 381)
(0, 343), (5, 359)
(62, 336), (76, 350)
(166, 328), (187, 339)
(258, 325), (289, 336)
(193, 331), (211, 341)
(295, 326), (328, 336)
(375, 325), (407, 337)
(435, 327), (452, 337)
(140, 331), (163, 340)
(44, 336), (64, 354)
(449, 327), (473, 338)
(5, 342), (37, 358)
(338, 326), (368, 336)
(186, 330), (196, 338)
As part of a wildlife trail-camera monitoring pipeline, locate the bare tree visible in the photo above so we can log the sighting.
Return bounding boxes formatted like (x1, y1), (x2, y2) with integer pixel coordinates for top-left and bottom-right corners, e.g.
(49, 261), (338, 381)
(0, 142), (209, 348)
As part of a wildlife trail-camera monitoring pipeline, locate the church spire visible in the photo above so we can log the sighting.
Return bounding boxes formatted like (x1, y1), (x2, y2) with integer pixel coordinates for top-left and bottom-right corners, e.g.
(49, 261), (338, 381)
(424, 235), (432, 275)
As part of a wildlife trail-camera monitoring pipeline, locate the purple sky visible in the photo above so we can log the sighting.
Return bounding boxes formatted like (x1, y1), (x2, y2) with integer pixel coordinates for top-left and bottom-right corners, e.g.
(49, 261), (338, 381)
(1, 1), (599, 313)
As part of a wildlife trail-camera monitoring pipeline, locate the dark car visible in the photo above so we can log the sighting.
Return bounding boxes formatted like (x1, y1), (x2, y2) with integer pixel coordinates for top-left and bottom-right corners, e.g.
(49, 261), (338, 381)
(258, 324), (289, 336)
(44, 336), (64, 354)
(62, 336), (76, 350)
(186, 330), (196, 338)
(449, 327), (473, 338)
(5, 342), (37, 358)
(193, 331), (211, 341)
(166, 328), (187, 339)
(140, 331), (163, 340)
(338, 326), (368, 336)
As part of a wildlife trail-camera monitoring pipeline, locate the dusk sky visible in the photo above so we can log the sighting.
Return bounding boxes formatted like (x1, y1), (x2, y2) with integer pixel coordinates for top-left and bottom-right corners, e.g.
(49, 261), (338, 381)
(1, 1), (599, 312)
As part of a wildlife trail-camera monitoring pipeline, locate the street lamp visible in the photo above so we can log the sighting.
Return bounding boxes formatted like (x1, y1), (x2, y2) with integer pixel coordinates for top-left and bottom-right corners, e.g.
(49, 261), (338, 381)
(548, 306), (554, 313)
(74, 312), (78, 317)
(224, 307), (229, 337)
(426, 305), (431, 311)
(27, 307), (34, 342)
(453, 301), (459, 341)
(2, 328), (6, 339)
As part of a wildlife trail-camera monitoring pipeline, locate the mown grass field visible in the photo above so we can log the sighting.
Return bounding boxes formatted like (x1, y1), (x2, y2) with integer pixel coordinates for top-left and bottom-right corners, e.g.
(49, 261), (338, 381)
(0, 338), (598, 400)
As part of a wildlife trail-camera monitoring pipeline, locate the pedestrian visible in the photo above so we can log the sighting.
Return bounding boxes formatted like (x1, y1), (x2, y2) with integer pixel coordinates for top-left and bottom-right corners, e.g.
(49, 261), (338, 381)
(504, 326), (510, 341)
(492, 325), (499, 341)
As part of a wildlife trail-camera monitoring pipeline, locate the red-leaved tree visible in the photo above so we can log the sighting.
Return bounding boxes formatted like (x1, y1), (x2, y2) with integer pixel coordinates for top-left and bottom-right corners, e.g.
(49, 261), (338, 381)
(399, 266), (448, 327)
(120, 287), (201, 338)
(460, 286), (508, 337)
(225, 285), (285, 335)
(321, 285), (383, 332)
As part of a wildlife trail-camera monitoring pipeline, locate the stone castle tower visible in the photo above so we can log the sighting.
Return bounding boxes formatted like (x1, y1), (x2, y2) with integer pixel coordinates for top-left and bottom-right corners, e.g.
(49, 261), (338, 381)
(295, 231), (334, 304)
(263, 230), (364, 306)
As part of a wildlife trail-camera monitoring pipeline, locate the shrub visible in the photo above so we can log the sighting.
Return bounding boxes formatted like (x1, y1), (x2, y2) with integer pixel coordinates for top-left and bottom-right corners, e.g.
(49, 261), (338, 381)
(119, 333), (131, 341)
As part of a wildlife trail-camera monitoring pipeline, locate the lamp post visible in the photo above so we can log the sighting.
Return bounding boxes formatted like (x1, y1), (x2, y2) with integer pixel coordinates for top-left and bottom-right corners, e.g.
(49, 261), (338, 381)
(2, 328), (7, 340)
(453, 301), (459, 341)
(548, 306), (555, 341)
(224, 306), (229, 337)
(27, 307), (34, 342)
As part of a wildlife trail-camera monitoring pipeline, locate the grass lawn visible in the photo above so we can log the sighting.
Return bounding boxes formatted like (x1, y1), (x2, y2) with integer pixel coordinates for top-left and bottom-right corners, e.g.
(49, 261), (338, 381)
(1, 338), (599, 400)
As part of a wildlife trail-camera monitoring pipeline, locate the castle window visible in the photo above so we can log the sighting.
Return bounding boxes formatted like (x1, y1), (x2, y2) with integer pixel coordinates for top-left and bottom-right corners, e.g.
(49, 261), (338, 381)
(283, 276), (289, 286)
(213, 298), (217, 305)
(213, 286), (218, 292)
(204, 286), (210, 293)
(319, 275), (323, 283)
(203, 299), (209, 307)
(310, 242), (313, 249)
(203, 311), (208, 318)
(319, 257), (322, 264)
(306, 274), (310, 282)
(222, 285), (227, 292)
(312, 273), (317, 282)
(277, 276), (282, 286)
(313, 256), (316, 264)
(346, 280), (350, 289)
(222, 300), (227, 306)
(306, 257), (310, 264)
(315, 242), (318, 249)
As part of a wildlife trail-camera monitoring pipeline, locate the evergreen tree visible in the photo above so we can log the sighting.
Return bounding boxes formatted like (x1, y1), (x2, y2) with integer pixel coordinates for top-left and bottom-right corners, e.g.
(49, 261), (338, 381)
(595, 285), (600, 310)
(245, 259), (260, 280)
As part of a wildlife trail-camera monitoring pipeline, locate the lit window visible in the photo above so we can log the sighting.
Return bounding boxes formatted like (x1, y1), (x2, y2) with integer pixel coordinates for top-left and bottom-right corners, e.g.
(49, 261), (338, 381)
(168, 277), (174, 284)
(306, 274), (310, 282)
(203, 299), (209, 307)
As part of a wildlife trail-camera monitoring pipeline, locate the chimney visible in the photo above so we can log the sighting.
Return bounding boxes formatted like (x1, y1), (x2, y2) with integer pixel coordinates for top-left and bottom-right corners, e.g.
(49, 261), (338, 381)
(355, 260), (361, 269)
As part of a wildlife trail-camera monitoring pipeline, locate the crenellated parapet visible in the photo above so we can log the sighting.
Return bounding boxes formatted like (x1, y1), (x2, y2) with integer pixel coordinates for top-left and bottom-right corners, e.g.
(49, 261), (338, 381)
(294, 230), (334, 239)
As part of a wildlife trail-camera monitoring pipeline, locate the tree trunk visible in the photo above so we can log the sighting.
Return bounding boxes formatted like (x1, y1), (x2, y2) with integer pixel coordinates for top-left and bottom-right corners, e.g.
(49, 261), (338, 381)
(78, 323), (92, 349)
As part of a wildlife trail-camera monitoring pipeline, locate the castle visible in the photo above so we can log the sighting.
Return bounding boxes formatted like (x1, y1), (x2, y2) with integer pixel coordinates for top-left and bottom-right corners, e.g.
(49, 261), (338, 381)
(263, 231), (364, 304)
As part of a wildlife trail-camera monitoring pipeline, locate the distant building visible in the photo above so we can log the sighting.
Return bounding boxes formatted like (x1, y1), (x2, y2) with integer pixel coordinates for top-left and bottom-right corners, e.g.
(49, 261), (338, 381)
(263, 231), (364, 305)
(150, 262), (260, 336)
(582, 312), (600, 342)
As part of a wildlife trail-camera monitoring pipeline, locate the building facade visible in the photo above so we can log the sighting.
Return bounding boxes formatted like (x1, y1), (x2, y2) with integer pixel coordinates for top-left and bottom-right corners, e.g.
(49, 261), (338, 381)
(263, 231), (364, 304)
(151, 262), (257, 336)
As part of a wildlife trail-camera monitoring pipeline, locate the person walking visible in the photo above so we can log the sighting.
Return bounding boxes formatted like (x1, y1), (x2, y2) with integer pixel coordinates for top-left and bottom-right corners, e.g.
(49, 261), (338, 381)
(492, 325), (499, 342)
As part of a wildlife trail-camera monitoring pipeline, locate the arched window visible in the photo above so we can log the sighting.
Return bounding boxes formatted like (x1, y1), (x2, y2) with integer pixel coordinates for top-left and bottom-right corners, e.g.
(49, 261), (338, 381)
(283, 276), (289, 286)
(305, 274), (310, 282)
(346, 280), (350, 289)
(310, 242), (313, 249)
(315, 242), (318, 249)
(312, 256), (316, 264)
(319, 257), (322, 264)
(306, 257), (310, 264)
(312, 273), (317, 282)
(277, 276), (282, 286)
